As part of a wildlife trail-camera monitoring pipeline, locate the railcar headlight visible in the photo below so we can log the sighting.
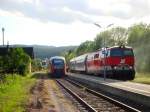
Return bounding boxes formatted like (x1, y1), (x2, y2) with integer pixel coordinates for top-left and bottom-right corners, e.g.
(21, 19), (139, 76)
(129, 66), (133, 69)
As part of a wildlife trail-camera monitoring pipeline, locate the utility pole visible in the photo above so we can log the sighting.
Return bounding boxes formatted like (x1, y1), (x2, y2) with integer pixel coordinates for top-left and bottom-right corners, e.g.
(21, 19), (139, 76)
(2, 27), (5, 46)
(94, 23), (113, 80)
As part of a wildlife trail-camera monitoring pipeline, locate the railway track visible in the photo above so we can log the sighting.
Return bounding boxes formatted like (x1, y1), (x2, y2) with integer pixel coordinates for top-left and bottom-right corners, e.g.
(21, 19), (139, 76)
(56, 78), (141, 112)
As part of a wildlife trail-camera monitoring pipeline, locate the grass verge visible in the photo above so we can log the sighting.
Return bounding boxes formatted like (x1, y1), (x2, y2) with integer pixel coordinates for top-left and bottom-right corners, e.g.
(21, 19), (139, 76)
(0, 74), (36, 112)
(132, 73), (150, 84)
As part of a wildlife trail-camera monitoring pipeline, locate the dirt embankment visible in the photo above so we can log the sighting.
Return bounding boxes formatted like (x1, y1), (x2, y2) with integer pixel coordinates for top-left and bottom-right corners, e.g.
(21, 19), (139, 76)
(26, 73), (79, 112)
(26, 74), (55, 112)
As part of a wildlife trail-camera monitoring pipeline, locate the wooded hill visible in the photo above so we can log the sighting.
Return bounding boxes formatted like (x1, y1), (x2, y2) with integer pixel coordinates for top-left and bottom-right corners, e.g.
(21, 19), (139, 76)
(33, 45), (77, 59)
(9, 45), (77, 59)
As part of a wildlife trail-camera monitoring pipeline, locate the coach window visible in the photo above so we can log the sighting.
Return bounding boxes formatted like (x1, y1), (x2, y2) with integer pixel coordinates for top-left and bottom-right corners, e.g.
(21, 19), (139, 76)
(100, 51), (104, 58)
(99, 52), (102, 58)
(91, 55), (93, 59)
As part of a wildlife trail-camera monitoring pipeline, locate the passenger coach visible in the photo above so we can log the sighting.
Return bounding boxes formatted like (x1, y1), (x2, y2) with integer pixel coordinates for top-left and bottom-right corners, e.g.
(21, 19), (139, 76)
(69, 45), (135, 80)
(48, 56), (66, 78)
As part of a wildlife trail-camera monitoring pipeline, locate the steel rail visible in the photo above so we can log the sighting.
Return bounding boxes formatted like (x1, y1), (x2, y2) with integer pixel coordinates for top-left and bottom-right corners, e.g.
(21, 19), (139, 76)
(66, 78), (141, 112)
(56, 79), (97, 112)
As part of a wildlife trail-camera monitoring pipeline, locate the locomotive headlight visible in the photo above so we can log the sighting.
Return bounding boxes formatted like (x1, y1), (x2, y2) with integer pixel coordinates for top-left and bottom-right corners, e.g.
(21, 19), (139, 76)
(114, 66), (117, 69)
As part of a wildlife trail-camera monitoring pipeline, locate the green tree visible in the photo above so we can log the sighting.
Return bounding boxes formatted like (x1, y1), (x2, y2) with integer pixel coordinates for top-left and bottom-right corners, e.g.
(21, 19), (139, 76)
(128, 23), (150, 72)
(0, 48), (31, 75)
(31, 58), (42, 72)
(61, 50), (76, 64)
(108, 27), (127, 46)
(93, 30), (112, 50)
(76, 41), (95, 55)
(9, 48), (31, 75)
(128, 23), (150, 46)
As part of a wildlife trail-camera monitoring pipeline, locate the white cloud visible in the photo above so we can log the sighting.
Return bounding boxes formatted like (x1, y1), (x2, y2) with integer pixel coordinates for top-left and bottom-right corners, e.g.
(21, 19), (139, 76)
(0, 9), (24, 17)
(1, 0), (150, 23)
(1, 0), (150, 46)
(88, 0), (150, 19)
(0, 11), (99, 46)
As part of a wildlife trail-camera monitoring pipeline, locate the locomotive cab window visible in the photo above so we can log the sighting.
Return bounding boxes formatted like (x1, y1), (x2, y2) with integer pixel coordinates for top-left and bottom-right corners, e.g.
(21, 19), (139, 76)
(110, 48), (134, 57)
(124, 49), (134, 56)
(110, 49), (123, 56)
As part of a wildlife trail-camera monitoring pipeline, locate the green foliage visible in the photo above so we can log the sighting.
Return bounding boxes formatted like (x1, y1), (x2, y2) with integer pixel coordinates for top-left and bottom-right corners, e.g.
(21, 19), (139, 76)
(109, 27), (128, 46)
(128, 23), (148, 46)
(61, 50), (76, 64)
(92, 27), (127, 50)
(93, 31), (110, 50)
(76, 41), (95, 55)
(0, 48), (31, 75)
(128, 23), (150, 72)
(132, 73), (150, 84)
(31, 58), (42, 72)
(0, 74), (35, 112)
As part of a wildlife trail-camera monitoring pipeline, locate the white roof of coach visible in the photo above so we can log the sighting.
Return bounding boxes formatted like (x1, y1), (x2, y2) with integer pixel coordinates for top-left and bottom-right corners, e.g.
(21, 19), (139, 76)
(70, 53), (88, 62)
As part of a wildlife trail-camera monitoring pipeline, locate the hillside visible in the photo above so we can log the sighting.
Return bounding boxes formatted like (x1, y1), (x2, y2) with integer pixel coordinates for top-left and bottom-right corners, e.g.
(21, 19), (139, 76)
(8, 45), (77, 59)
(33, 45), (77, 59)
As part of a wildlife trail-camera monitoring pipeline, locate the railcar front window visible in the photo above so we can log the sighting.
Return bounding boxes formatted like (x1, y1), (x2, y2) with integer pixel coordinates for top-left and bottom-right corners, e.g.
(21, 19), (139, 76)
(53, 59), (64, 67)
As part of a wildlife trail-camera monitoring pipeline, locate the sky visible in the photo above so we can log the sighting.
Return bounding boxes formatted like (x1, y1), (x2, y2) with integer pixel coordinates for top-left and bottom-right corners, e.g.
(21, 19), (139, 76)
(0, 0), (150, 46)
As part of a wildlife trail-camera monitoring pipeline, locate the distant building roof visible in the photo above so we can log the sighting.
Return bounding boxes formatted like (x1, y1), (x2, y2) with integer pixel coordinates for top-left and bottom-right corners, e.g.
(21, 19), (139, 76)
(0, 46), (34, 59)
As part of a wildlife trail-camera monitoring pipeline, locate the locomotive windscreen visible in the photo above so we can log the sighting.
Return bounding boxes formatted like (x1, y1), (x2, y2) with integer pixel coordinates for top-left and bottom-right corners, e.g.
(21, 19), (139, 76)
(110, 49), (133, 57)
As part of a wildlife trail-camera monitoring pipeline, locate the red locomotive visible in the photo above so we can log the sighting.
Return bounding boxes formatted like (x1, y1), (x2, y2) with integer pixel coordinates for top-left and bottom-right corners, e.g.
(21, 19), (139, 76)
(69, 46), (135, 80)
(48, 56), (66, 78)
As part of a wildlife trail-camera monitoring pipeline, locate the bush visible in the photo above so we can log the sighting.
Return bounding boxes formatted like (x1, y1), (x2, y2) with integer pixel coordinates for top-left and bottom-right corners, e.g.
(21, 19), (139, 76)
(31, 59), (42, 72)
(18, 64), (27, 76)
(0, 48), (31, 75)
